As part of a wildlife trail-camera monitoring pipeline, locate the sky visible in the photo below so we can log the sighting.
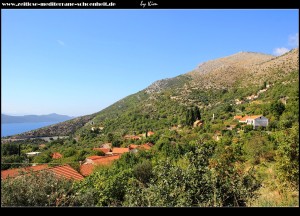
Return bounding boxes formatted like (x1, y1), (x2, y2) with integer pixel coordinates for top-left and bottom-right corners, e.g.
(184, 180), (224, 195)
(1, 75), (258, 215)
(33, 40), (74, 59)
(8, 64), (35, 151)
(2, 9), (299, 117)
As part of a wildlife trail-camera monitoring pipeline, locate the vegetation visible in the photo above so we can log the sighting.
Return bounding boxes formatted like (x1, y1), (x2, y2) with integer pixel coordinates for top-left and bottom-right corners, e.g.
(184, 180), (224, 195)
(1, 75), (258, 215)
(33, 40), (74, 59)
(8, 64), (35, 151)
(1, 49), (298, 207)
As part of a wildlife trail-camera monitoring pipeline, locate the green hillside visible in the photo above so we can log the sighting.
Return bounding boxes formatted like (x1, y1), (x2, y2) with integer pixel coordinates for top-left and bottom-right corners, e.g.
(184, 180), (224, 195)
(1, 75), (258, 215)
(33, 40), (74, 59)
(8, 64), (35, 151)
(2, 48), (298, 207)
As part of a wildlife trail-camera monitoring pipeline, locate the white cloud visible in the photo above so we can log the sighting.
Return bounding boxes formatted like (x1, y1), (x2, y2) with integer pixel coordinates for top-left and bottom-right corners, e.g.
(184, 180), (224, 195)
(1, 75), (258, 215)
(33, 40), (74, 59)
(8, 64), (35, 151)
(273, 47), (290, 56)
(57, 40), (65, 46)
(288, 33), (299, 47)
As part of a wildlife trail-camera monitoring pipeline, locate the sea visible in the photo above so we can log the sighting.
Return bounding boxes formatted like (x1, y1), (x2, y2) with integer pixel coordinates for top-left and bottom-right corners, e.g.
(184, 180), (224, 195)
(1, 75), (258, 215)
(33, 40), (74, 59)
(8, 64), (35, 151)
(1, 122), (60, 137)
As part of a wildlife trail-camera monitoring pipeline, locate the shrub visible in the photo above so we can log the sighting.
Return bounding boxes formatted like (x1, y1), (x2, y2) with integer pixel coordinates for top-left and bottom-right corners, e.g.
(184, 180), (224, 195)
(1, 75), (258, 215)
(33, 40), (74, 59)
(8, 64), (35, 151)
(1, 171), (94, 207)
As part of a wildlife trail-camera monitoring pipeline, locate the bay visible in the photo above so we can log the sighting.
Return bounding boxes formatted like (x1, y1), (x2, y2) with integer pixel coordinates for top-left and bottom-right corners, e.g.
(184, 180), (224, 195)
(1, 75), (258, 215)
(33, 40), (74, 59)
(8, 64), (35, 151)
(1, 122), (60, 137)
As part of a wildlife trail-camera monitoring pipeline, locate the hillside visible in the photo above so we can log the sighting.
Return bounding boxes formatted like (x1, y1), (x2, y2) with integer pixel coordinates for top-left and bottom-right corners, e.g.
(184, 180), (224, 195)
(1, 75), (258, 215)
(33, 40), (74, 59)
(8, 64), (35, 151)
(3, 48), (299, 207)
(9, 48), (299, 138)
(77, 48), (298, 135)
(2, 113), (73, 124)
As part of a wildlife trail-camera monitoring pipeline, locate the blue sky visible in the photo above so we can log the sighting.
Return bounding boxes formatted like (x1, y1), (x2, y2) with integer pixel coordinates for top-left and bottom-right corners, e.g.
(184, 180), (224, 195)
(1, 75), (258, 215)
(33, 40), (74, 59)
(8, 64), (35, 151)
(2, 9), (299, 117)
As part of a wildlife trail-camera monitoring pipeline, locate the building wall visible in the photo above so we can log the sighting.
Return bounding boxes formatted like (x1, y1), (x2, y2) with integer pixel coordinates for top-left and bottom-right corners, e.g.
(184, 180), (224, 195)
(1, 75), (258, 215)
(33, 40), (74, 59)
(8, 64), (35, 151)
(253, 117), (268, 128)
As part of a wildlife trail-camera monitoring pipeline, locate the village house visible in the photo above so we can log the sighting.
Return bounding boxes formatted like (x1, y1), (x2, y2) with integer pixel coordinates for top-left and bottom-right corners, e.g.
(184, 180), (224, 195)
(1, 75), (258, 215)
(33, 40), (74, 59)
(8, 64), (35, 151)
(25, 152), (41, 157)
(112, 147), (129, 155)
(124, 135), (141, 140)
(129, 143), (153, 153)
(85, 156), (105, 164)
(93, 147), (110, 154)
(238, 115), (269, 129)
(147, 131), (155, 136)
(80, 155), (120, 176)
(1, 164), (84, 181)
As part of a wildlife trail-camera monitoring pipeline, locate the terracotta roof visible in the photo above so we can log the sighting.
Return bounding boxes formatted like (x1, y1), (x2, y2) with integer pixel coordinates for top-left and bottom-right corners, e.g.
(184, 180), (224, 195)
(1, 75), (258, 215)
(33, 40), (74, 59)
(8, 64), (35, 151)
(80, 164), (94, 177)
(247, 115), (263, 120)
(93, 148), (110, 154)
(233, 116), (243, 120)
(52, 152), (63, 159)
(239, 115), (263, 121)
(112, 148), (129, 154)
(147, 131), (155, 136)
(129, 144), (138, 150)
(87, 155), (104, 160)
(80, 155), (120, 176)
(1, 164), (49, 179)
(1, 164), (83, 181)
(48, 164), (84, 181)
(239, 116), (250, 121)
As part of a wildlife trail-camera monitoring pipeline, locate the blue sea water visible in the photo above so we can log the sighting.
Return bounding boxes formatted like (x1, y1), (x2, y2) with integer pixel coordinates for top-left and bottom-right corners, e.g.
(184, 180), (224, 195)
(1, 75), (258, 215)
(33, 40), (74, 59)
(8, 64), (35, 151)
(1, 122), (60, 137)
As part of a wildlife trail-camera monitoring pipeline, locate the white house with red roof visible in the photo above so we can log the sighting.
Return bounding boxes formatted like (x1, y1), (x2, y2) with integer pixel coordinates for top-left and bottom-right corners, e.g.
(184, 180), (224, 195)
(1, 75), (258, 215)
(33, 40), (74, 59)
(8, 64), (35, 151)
(238, 115), (268, 129)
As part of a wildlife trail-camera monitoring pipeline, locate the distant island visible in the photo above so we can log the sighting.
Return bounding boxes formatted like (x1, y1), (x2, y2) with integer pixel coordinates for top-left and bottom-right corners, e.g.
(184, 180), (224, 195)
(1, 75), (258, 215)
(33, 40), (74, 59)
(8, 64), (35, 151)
(1, 113), (74, 124)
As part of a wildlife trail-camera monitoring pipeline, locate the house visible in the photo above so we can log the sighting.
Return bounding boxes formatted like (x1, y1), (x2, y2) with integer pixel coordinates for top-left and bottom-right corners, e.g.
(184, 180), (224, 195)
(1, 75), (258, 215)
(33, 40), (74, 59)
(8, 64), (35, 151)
(47, 165), (84, 181)
(1, 164), (84, 181)
(124, 135), (141, 140)
(112, 148), (129, 155)
(80, 155), (120, 176)
(239, 115), (268, 129)
(129, 144), (138, 150)
(93, 147), (110, 154)
(25, 152), (41, 157)
(1, 164), (48, 179)
(147, 131), (155, 136)
(129, 143), (153, 153)
(85, 155), (105, 164)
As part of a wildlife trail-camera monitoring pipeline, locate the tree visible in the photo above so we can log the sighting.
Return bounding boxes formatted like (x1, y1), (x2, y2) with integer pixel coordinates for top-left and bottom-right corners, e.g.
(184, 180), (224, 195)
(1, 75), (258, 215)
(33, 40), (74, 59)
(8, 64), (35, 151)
(275, 123), (299, 190)
(193, 106), (201, 120)
(1, 171), (95, 206)
(270, 101), (285, 118)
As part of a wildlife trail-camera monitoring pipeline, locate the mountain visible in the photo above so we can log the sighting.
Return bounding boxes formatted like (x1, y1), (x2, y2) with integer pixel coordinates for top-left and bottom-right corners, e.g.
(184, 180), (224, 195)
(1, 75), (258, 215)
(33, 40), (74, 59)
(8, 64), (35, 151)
(2, 113), (74, 124)
(9, 48), (299, 138)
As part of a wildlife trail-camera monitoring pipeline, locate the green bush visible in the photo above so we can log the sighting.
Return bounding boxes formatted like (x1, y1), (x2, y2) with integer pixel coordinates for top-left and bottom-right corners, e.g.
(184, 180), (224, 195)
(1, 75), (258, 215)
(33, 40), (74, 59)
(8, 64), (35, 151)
(1, 171), (94, 207)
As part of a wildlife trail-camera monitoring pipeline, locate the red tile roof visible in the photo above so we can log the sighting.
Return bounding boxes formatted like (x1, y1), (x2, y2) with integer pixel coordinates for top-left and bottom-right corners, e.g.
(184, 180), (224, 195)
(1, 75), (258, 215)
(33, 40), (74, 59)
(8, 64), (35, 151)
(87, 155), (105, 160)
(1, 164), (49, 179)
(147, 131), (155, 136)
(239, 116), (250, 122)
(1, 164), (83, 181)
(48, 164), (84, 181)
(80, 155), (120, 176)
(112, 148), (129, 154)
(239, 115), (263, 122)
(52, 152), (63, 159)
(80, 164), (94, 177)
(129, 144), (138, 150)
(234, 116), (243, 120)
(247, 115), (263, 120)
(93, 148), (110, 154)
